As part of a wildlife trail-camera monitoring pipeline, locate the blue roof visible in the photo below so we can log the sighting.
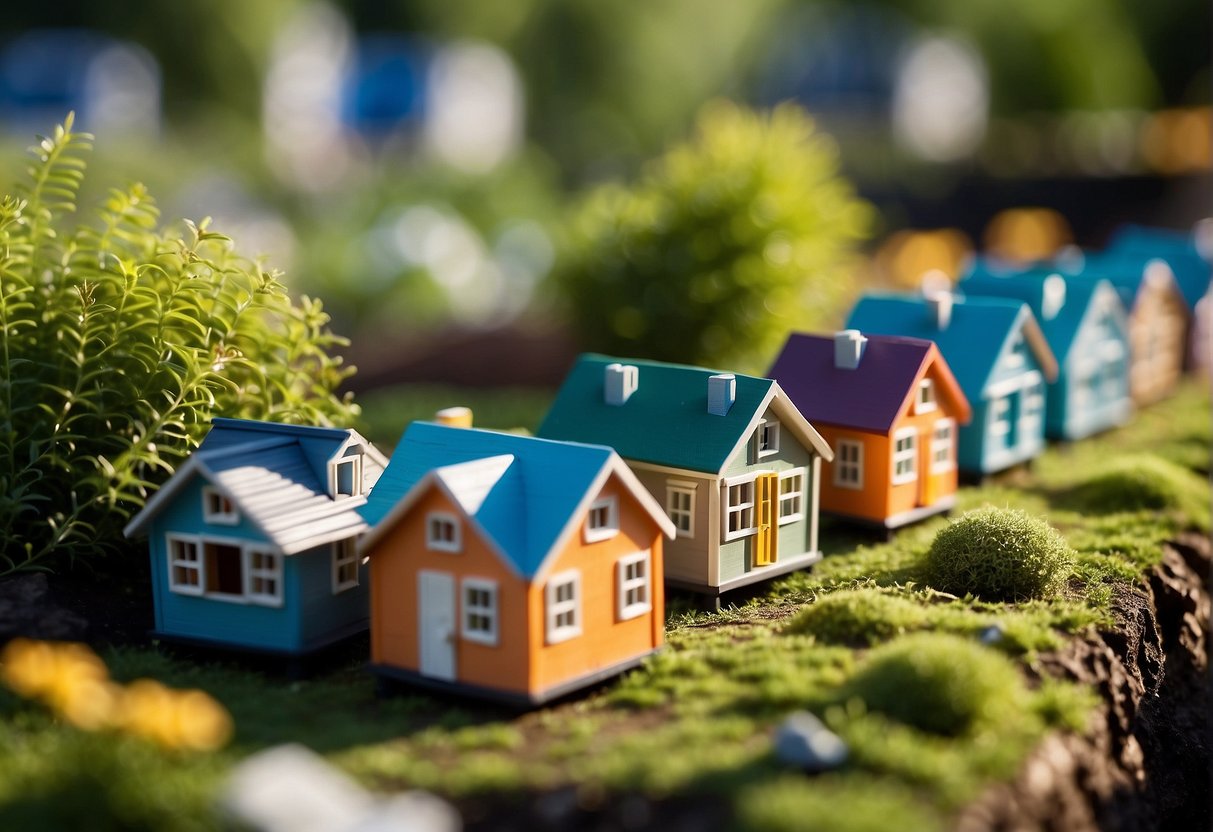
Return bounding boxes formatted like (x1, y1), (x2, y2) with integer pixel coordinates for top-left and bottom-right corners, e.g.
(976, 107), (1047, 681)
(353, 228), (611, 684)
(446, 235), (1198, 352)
(1054, 249), (1181, 311)
(1107, 224), (1211, 310)
(845, 294), (1053, 395)
(360, 423), (620, 578)
(961, 268), (1117, 364)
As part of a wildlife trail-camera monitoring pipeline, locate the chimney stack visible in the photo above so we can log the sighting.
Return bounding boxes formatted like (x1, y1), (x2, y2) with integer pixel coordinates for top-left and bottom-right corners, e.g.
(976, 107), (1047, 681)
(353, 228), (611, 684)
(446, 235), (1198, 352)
(604, 363), (639, 406)
(1041, 274), (1066, 320)
(924, 291), (954, 330)
(707, 373), (736, 416)
(434, 407), (473, 428)
(833, 330), (868, 369)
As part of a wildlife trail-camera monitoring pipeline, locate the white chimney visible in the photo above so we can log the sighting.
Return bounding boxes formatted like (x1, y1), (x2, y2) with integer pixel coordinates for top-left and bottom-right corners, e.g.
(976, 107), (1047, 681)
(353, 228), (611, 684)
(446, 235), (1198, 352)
(1041, 274), (1066, 320)
(604, 363), (639, 406)
(707, 373), (736, 416)
(924, 290), (954, 330)
(834, 330), (868, 370)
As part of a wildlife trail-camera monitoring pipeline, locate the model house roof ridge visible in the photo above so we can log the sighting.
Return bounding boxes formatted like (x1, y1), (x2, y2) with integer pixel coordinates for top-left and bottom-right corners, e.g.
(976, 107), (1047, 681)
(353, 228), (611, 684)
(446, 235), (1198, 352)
(206, 417), (354, 444)
(432, 454), (516, 516)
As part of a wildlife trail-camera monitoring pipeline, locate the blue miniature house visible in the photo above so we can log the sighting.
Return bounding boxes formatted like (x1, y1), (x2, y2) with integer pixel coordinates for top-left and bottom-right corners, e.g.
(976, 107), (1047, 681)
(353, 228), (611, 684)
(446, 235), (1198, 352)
(124, 419), (388, 654)
(847, 293), (1058, 476)
(961, 268), (1132, 440)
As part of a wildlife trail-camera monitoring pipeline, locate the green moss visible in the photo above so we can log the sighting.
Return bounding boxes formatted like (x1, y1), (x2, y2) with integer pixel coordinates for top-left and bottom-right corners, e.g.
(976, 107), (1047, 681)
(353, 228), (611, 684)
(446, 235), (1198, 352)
(924, 507), (1076, 601)
(784, 589), (930, 645)
(842, 633), (1026, 736)
(1064, 454), (1210, 528)
(734, 775), (943, 832)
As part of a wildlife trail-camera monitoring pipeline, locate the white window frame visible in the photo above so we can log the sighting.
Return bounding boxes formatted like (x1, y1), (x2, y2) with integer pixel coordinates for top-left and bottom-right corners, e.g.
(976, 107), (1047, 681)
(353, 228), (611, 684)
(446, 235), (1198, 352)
(989, 396), (1011, 437)
(778, 468), (806, 524)
(426, 512), (462, 553)
(1020, 378), (1045, 430)
(167, 535), (204, 595)
(331, 455), (362, 499)
(666, 481), (697, 539)
(545, 570), (582, 644)
(244, 549), (284, 607)
(891, 427), (918, 485)
(930, 419), (956, 474)
(616, 551), (652, 621)
(755, 419), (781, 459)
(583, 496), (620, 543)
(332, 538), (359, 593)
(722, 475), (758, 542)
(916, 379), (938, 413)
(833, 439), (864, 490)
(1003, 332), (1026, 369)
(461, 578), (499, 646)
(202, 486), (239, 525)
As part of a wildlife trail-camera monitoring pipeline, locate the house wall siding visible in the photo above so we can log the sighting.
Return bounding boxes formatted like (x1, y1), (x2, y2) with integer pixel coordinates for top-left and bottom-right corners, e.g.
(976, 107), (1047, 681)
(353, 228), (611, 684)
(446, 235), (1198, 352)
(296, 543), (370, 647)
(629, 466), (713, 587)
(1128, 286), (1188, 406)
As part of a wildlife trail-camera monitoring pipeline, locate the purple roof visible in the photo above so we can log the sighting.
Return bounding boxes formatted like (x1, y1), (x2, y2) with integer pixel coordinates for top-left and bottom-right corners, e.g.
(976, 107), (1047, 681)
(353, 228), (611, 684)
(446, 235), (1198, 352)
(768, 333), (936, 433)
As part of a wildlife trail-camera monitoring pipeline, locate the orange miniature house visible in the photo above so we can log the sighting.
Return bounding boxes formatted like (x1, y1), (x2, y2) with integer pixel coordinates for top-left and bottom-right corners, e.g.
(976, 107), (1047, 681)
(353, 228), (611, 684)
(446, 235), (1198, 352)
(769, 332), (972, 530)
(358, 423), (675, 706)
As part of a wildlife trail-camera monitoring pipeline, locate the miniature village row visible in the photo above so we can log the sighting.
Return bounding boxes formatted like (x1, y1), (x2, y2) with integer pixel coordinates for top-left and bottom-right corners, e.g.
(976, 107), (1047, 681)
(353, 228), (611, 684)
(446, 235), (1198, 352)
(123, 224), (1211, 706)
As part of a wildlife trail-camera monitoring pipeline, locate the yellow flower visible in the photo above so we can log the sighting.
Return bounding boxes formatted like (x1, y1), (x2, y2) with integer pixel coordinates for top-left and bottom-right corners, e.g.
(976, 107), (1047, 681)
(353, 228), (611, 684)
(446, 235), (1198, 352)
(171, 689), (233, 751)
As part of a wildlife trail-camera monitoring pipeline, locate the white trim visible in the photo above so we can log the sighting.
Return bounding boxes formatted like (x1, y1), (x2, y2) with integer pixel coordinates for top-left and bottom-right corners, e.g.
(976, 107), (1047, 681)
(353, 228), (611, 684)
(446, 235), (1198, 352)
(545, 570), (581, 644)
(930, 419), (956, 474)
(461, 577), (499, 646)
(915, 379), (938, 413)
(167, 535), (204, 595)
(332, 538), (359, 593)
(778, 468), (806, 524)
(616, 551), (652, 621)
(426, 511), (462, 553)
(583, 496), (620, 543)
(331, 455), (363, 499)
(665, 482), (697, 539)
(202, 486), (239, 525)
(986, 369), (1044, 399)
(755, 419), (781, 459)
(244, 549), (284, 606)
(721, 473), (758, 542)
(833, 439), (864, 490)
(989, 396), (1011, 437)
(891, 427), (918, 485)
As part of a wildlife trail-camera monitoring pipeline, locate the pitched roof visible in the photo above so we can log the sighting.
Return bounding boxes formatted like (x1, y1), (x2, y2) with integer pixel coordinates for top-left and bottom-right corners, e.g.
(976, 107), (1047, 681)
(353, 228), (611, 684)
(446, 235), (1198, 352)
(1054, 249), (1187, 313)
(359, 423), (674, 579)
(845, 294), (1058, 396)
(536, 354), (832, 474)
(1107, 224), (1212, 310)
(961, 268), (1125, 364)
(768, 333), (970, 433)
(124, 420), (380, 554)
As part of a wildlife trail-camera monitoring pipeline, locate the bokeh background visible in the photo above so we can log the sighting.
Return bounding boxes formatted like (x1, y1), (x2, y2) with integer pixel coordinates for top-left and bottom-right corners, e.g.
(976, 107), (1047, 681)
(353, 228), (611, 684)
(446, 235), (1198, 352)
(0, 0), (1207, 433)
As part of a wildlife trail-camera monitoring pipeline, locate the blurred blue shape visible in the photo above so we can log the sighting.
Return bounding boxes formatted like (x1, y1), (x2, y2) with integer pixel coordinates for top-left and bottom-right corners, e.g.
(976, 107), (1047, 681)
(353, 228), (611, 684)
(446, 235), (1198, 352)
(340, 35), (431, 137)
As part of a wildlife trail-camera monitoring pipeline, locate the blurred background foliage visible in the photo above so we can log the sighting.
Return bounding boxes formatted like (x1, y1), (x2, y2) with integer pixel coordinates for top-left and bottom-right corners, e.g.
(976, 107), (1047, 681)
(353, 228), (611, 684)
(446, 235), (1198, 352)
(0, 0), (1206, 384)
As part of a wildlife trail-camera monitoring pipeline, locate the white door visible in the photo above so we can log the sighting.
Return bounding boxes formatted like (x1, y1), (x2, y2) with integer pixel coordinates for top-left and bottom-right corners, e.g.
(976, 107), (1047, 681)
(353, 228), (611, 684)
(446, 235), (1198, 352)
(418, 570), (456, 681)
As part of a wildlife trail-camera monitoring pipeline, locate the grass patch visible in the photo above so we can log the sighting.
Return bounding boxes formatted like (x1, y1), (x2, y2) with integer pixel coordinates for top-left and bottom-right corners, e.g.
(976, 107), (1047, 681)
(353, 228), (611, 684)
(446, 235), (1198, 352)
(734, 774), (945, 832)
(1062, 454), (1210, 529)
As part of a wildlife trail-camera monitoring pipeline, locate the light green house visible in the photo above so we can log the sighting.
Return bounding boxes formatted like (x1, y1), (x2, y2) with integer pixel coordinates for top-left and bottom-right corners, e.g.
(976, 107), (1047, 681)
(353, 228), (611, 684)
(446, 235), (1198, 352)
(538, 355), (834, 598)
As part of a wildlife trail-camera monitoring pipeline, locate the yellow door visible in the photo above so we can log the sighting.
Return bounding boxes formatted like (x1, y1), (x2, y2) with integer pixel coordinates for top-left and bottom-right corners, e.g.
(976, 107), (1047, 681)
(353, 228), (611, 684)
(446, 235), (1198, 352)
(918, 430), (935, 507)
(754, 472), (779, 566)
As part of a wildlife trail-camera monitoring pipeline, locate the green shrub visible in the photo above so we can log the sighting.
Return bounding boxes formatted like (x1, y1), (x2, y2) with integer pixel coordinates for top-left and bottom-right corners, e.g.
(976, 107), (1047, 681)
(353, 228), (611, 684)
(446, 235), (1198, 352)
(923, 507), (1075, 601)
(784, 589), (930, 645)
(0, 117), (357, 574)
(554, 100), (873, 372)
(1065, 454), (1210, 526)
(843, 633), (1025, 736)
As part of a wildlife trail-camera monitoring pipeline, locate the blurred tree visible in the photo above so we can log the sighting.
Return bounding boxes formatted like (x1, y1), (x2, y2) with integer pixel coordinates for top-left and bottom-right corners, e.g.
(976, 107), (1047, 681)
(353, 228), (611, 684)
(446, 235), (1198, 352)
(554, 101), (873, 373)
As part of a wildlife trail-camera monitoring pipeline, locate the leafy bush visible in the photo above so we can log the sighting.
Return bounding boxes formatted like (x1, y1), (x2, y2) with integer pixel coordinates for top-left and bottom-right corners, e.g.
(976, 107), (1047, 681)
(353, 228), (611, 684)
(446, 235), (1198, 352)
(923, 507), (1075, 601)
(843, 633), (1025, 736)
(1065, 454), (1210, 527)
(554, 100), (873, 372)
(784, 589), (929, 645)
(0, 117), (357, 574)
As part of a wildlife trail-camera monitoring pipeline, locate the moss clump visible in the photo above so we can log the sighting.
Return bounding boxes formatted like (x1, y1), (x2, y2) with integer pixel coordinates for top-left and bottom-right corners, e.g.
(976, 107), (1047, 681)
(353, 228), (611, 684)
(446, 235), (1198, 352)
(734, 775), (943, 832)
(784, 589), (929, 645)
(923, 507), (1075, 601)
(1065, 455), (1210, 526)
(843, 633), (1025, 736)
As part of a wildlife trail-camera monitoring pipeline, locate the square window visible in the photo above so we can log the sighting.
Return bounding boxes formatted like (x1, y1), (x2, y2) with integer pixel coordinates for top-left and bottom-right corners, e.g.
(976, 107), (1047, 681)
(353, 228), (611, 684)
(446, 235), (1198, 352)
(245, 549), (283, 606)
(723, 478), (756, 541)
(930, 420), (955, 473)
(546, 571), (581, 644)
(584, 496), (619, 543)
(892, 428), (918, 484)
(778, 469), (805, 523)
(427, 512), (462, 552)
(617, 551), (651, 620)
(333, 456), (362, 498)
(167, 537), (203, 595)
(202, 487), (239, 525)
(756, 420), (780, 458)
(332, 538), (359, 593)
(462, 579), (498, 645)
(834, 440), (864, 489)
(666, 483), (696, 538)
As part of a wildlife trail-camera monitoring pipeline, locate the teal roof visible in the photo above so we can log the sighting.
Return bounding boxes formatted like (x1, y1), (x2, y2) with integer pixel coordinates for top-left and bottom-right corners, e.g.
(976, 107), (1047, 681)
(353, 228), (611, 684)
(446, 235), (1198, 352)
(845, 294), (1046, 395)
(961, 268), (1118, 364)
(536, 355), (778, 474)
(1108, 225), (1211, 310)
(360, 423), (620, 578)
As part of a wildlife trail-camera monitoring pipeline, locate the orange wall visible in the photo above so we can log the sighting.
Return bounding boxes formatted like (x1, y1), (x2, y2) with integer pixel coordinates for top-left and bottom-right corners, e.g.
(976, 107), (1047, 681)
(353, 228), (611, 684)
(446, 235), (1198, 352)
(369, 475), (664, 699)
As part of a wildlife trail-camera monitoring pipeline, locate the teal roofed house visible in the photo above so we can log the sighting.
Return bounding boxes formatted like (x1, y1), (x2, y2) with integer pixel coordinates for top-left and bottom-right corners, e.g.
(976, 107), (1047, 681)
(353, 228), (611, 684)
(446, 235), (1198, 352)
(124, 419), (387, 654)
(537, 355), (834, 597)
(846, 294), (1058, 476)
(961, 267), (1132, 440)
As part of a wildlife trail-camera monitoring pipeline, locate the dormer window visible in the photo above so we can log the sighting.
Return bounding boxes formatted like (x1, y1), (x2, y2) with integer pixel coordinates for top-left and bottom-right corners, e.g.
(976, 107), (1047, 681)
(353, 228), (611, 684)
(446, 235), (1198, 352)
(755, 419), (780, 458)
(332, 454), (362, 499)
(584, 496), (619, 543)
(916, 379), (937, 413)
(202, 487), (239, 525)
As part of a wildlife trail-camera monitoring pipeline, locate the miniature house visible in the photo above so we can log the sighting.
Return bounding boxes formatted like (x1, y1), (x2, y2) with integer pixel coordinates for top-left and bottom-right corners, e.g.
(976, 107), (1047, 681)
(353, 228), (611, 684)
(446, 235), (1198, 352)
(1057, 250), (1189, 406)
(124, 419), (387, 654)
(768, 332), (972, 530)
(846, 294), (1058, 477)
(961, 268), (1132, 440)
(358, 423), (675, 706)
(537, 355), (833, 597)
